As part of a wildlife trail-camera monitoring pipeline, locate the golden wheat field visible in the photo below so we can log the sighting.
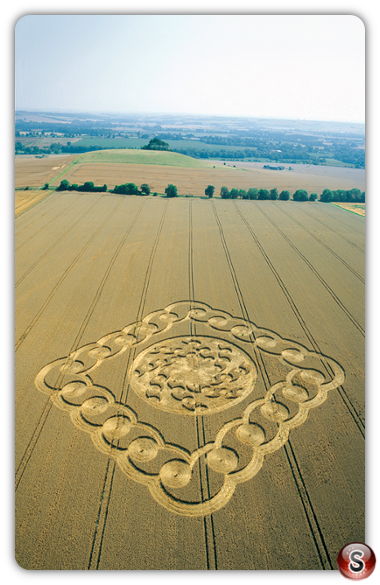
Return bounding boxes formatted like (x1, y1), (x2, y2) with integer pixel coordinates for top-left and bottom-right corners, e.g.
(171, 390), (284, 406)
(15, 191), (364, 569)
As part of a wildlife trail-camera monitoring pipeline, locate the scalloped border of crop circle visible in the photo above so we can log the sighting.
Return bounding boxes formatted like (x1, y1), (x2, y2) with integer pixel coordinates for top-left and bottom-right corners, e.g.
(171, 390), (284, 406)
(35, 301), (344, 516)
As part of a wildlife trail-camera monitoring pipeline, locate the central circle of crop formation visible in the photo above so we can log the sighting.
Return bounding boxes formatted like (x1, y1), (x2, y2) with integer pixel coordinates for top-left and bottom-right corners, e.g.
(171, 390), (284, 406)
(131, 336), (257, 415)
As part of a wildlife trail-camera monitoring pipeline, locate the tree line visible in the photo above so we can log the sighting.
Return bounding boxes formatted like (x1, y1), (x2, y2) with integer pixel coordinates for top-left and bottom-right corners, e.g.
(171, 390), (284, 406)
(56, 180), (108, 193)
(56, 179), (178, 198)
(172, 146), (364, 167)
(55, 179), (364, 203)
(160, 129), (365, 167)
(15, 142), (113, 156)
(215, 186), (364, 202)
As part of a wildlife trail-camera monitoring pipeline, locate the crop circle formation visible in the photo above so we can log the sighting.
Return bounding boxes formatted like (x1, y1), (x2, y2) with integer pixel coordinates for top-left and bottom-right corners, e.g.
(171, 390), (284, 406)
(131, 336), (257, 415)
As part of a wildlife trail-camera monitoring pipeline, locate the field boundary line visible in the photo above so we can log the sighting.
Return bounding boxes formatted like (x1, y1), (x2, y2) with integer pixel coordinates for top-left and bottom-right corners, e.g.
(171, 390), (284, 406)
(213, 201), (333, 569)
(273, 203), (364, 284)
(256, 205), (365, 337)
(233, 201), (364, 439)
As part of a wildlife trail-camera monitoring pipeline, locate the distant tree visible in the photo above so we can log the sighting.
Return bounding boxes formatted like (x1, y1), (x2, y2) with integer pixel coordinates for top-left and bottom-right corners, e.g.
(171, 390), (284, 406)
(140, 183), (151, 195)
(142, 138), (171, 151)
(279, 190), (290, 201)
(220, 186), (230, 199)
(124, 183), (139, 195)
(293, 189), (309, 201)
(43, 183), (49, 190)
(113, 183), (137, 195)
(230, 188), (239, 199)
(332, 189), (347, 202)
(165, 184), (178, 197)
(320, 189), (333, 203)
(15, 141), (23, 151)
(247, 188), (258, 200)
(348, 188), (362, 202)
(258, 189), (270, 200)
(309, 193), (318, 201)
(49, 143), (61, 154)
(239, 189), (248, 199)
(270, 188), (278, 200)
(57, 179), (70, 191)
(360, 191), (365, 203)
(205, 185), (215, 198)
(78, 181), (95, 192)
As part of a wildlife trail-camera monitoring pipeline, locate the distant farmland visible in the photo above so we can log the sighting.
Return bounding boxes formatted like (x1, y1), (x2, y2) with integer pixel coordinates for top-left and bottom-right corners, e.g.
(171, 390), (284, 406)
(16, 193), (364, 569)
(16, 150), (365, 198)
(52, 152), (365, 197)
(75, 136), (262, 153)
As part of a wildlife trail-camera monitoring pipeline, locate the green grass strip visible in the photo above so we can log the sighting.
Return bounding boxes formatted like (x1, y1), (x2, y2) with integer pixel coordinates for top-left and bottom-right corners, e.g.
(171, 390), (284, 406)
(47, 156), (80, 185)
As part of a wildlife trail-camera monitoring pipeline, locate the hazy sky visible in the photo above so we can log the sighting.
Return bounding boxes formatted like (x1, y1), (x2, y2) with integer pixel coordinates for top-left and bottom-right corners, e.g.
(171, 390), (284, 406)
(15, 14), (365, 123)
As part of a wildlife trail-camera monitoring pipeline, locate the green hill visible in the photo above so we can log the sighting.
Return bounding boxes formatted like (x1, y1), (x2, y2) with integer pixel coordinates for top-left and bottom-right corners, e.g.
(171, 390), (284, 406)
(74, 149), (215, 168)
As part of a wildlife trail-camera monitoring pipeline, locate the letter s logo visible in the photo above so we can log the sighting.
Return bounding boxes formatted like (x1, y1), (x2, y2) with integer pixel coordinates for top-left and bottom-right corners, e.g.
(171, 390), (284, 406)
(349, 550), (365, 573)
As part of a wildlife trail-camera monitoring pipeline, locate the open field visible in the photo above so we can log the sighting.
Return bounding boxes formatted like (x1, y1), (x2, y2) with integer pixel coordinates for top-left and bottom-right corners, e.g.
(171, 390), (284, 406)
(15, 154), (77, 187)
(51, 161), (365, 196)
(16, 193), (364, 569)
(50, 162), (259, 194)
(216, 160), (365, 191)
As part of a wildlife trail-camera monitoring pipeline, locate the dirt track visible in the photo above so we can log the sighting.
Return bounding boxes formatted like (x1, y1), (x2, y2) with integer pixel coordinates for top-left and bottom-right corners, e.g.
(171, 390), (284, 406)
(15, 193), (364, 569)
